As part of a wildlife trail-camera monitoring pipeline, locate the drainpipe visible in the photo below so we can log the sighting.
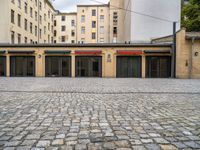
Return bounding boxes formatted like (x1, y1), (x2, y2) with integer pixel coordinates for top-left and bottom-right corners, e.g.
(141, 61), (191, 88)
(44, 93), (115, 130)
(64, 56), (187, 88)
(171, 22), (177, 78)
(189, 37), (195, 78)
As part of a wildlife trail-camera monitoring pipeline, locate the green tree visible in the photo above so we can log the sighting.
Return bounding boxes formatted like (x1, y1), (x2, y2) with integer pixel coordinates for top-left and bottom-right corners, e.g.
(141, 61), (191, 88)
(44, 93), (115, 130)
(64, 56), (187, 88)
(182, 0), (200, 31)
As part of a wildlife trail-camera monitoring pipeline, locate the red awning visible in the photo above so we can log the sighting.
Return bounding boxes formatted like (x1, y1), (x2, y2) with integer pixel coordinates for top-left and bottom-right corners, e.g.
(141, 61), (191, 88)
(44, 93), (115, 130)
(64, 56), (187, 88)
(75, 50), (102, 55)
(117, 50), (143, 55)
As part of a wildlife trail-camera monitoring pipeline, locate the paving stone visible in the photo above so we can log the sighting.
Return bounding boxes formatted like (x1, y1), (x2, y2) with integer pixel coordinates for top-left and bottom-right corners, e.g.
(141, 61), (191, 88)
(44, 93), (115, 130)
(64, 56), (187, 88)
(52, 139), (64, 145)
(36, 140), (51, 147)
(154, 138), (169, 144)
(21, 140), (36, 146)
(184, 141), (200, 149)
(4, 141), (21, 147)
(145, 144), (160, 150)
(115, 140), (131, 148)
(141, 139), (153, 144)
(159, 144), (177, 150)
(103, 142), (116, 149)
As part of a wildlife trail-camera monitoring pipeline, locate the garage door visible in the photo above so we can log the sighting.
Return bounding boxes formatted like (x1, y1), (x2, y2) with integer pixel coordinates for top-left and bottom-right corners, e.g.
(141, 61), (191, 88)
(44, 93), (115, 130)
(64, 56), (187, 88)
(76, 56), (102, 77)
(10, 56), (35, 77)
(146, 56), (171, 78)
(117, 56), (142, 78)
(0, 57), (6, 76)
(45, 56), (71, 77)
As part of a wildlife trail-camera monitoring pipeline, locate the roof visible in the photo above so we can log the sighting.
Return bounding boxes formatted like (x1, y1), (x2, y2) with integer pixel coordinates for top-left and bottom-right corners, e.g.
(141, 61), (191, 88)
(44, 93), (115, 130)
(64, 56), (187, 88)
(186, 32), (200, 40)
(55, 12), (77, 16)
(45, 0), (56, 11)
(77, 4), (109, 7)
(0, 43), (172, 48)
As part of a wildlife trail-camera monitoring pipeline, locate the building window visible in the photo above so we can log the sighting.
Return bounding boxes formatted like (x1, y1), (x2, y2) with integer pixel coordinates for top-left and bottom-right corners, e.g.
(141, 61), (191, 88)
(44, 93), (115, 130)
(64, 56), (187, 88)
(54, 30), (57, 36)
(35, 26), (37, 36)
(100, 15), (104, 22)
(44, 26), (46, 34)
(61, 36), (65, 42)
(30, 7), (33, 18)
(113, 27), (117, 35)
(92, 9), (96, 16)
(48, 23), (50, 31)
(35, 11), (38, 21)
(11, 10), (15, 24)
(71, 30), (75, 37)
(61, 26), (66, 31)
(24, 2), (28, 14)
(81, 26), (85, 34)
(48, 11), (50, 19)
(40, 15), (42, 24)
(48, 35), (50, 43)
(35, 0), (37, 6)
(24, 19), (28, 31)
(18, 0), (21, 8)
(11, 31), (15, 44)
(81, 38), (85, 43)
(71, 20), (75, 27)
(18, 14), (21, 27)
(44, 14), (46, 21)
(39, 2), (42, 10)
(30, 22), (33, 33)
(71, 40), (75, 43)
(92, 32), (96, 39)
(39, 29), (42, 39)
(100, 26), (104, 34)
(12, 0), (15, 4)
(17, 34), (21, 44)
(54, 40), (56, 43)
(54, 20), (56, 26)
(61, 16), (65, 21)
(24, 37), (28, 43)
(92, 21), (96, 28)
(81, 15), (85, 23)
(113, 12), (118, 25)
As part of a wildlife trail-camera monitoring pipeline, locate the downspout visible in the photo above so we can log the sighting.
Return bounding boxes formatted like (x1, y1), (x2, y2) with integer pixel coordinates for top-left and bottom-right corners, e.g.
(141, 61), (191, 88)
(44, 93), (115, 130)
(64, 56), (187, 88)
(189, 37), (195, 78)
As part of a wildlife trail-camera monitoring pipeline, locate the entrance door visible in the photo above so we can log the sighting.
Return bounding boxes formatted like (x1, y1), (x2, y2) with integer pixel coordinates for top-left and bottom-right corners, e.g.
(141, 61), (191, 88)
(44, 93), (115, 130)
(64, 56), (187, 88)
(76, 56), (102, 77)
(117, 56), (141, 78)
(0, 57), (6, 76)
(10, 56), (35, 77)
(146, 56), (171, 78)
(45, 56), (71, 77)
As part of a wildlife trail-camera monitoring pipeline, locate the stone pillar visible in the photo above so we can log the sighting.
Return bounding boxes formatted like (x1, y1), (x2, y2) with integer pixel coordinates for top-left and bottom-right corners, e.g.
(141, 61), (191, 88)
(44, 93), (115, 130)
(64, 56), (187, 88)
(71, 54), (75, 77)
(6, 55), (10, 77)
(36, 51), (44, 77)
(142, 55), (146, 78)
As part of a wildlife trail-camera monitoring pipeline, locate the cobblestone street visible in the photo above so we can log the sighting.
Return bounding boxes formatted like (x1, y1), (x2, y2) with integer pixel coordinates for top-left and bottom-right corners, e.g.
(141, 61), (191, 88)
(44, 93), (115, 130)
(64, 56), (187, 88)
(0, 78), (200, 150)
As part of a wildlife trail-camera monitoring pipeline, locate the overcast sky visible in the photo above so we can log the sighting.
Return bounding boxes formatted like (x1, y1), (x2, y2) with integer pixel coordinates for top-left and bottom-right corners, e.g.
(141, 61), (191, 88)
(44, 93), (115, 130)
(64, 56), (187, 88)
(52, 0), (109, 12)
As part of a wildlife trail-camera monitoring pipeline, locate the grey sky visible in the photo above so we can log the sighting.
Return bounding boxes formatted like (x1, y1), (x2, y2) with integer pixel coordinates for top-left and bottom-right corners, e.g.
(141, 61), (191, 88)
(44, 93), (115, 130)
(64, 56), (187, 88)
(52, 0), (109, 12)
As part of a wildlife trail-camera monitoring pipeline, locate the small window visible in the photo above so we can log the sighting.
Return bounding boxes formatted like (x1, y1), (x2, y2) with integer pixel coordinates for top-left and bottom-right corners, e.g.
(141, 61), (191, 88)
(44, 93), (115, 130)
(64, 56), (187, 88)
(81, 15), (85, 23)
(30, 22), (33, 33)
(113, 27), (117, 34)
(11, 31), (15, 44)
(35, 26), (37, 36)
(100, 26), (104, 34)
(81, 26), (85, 34)
(71, 40), (75, 43)
(61, 26), (66, 31)
(24, 37), (28, 43)
(71, 30), (75, 37)
(92, 21), (96, 28)
(54, 20), (56, 26)
(61, 36), (65, 42)
(24, 2), (28, 14)
(24, 19), (28, 31)
(61, 16), (65, 21)
(92, 32), (96, 39)
(100, 15), (104, 22)
(30, 7), (33, 17)
(71, 20), (75, 26)
(11, 10), (15, 24)
(18, 14), (21, 27)
(92, 9), (96, 16)
(17, 34), (21, 44)
(35, 11), (38, 21)
(18, 0), (21, 8)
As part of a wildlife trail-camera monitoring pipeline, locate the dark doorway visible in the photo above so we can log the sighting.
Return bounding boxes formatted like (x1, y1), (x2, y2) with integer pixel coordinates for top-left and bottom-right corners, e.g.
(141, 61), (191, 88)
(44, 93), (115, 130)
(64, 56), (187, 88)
(76, 56), (102, 77)
(45, 56), (71, 77)
(146, 56), (171, 78)
(10, 56), (35, 77)
(117, 56), (142, 78)
(0, 57), (6, 76)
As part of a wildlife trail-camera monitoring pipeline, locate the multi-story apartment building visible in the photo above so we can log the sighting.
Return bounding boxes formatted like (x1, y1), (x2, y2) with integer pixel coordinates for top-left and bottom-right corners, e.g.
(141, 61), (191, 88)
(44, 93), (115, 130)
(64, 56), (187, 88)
(0, 0), (55, 44)
(76, 4), (110, 43)
(54, 12), (77, 44)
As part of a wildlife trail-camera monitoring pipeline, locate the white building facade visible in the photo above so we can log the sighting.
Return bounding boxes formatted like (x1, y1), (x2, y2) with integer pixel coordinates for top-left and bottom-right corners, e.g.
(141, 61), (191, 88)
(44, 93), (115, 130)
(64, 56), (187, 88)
(124, 0), (181, 42)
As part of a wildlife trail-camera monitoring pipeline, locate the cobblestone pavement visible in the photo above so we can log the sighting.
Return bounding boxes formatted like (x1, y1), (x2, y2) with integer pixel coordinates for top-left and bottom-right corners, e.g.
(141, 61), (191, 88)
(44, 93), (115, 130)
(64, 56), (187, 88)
(0, 78), (200, 150)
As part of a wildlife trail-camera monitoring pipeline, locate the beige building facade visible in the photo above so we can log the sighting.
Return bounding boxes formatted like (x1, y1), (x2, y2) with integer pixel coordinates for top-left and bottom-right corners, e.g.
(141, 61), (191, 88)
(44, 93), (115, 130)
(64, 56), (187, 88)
(0, 0), (55, 44)
(77, 5), (110, 44)
(54, 12), (77, 44)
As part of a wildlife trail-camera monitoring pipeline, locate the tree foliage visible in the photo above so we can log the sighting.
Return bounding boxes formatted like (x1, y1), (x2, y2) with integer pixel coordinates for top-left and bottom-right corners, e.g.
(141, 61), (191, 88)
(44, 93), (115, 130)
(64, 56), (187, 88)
(182, 0), (200, 31)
